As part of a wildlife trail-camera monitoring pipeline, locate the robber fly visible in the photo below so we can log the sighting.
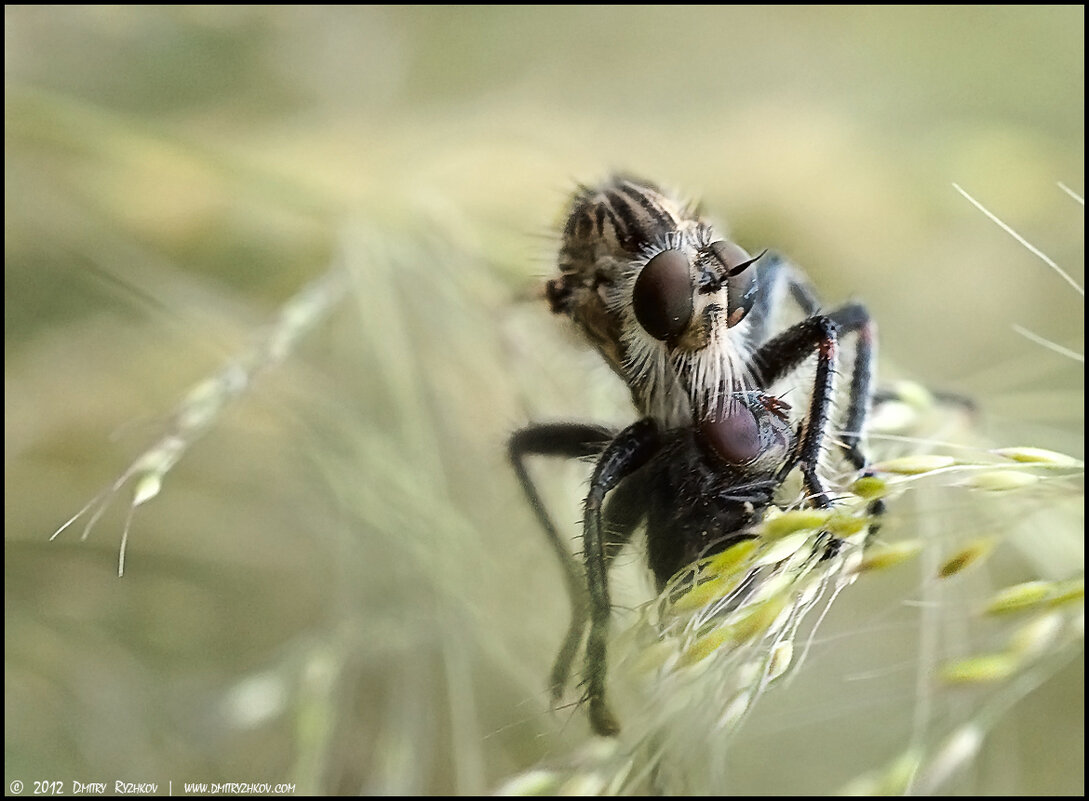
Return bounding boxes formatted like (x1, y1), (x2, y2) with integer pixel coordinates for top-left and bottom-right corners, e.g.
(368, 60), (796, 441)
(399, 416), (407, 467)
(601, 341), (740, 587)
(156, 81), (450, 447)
(509, 176), (878, 736)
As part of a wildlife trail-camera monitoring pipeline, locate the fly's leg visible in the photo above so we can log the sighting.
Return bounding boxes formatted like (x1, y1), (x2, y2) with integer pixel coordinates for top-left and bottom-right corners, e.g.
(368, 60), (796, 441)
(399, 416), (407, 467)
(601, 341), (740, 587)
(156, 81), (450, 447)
(823, 303), (886, 536)
(548, 470), (654, 693)
(742, 254), (879, 469)
(741, 253), (822, 347)
(509, 423), (612, 695)
(753, 302), (881, 539)
(825, 302), (877, 471)
(752, 316), (842, 508)
(508, 423), (649, 702)
(750, 258), (969, 464)
(743, 256), (899, 538)
(582, 418), (661, 735)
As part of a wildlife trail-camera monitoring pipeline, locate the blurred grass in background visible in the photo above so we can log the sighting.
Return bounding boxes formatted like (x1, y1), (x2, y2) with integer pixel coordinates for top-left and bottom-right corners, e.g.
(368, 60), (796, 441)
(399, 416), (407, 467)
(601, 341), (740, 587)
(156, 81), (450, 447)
(5, 6), (1082, 795)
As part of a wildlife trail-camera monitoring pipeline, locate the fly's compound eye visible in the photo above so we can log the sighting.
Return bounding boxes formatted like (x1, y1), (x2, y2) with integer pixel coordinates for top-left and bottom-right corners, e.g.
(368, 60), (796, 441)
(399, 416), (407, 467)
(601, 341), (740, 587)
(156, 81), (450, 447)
(709, 240), (763, 328)
(700, 394), (793, 468)
(699, 403), (762, 465)
(632, 249), (694, 342)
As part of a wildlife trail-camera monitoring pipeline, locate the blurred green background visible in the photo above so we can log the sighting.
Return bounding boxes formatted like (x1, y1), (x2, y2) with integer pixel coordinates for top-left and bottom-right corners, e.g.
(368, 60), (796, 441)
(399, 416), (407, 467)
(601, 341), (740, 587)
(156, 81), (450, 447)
(5, 6), (1082, 795)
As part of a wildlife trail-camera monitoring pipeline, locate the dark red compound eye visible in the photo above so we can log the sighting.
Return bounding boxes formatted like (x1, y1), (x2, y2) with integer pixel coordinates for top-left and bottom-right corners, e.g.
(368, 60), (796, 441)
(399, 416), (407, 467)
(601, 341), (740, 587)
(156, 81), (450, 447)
(700, 403), (762, 465)
(632, 250), (694, 342)
(709, 240), (752, 274)
(709, 240), (762, 328)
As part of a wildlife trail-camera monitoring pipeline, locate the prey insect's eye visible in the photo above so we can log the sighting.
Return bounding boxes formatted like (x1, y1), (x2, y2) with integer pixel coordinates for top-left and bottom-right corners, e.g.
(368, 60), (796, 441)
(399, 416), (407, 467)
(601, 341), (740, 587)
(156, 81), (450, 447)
(632, 249), (694, 342)
(709, 241), (763, 327)
(699, 403), (762, 465)
(700, 393), (794, 467)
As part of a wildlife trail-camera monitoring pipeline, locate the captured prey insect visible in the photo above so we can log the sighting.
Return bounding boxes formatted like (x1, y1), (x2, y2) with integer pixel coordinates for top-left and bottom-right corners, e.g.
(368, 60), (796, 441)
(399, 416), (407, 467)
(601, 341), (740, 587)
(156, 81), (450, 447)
(509, 176), (879, 736)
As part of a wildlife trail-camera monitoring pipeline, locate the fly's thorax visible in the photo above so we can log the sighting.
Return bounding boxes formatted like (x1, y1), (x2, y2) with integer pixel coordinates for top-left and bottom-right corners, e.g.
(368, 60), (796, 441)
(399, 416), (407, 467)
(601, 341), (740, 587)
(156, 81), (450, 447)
(559, 176), (697, 266)
(547, 177), (701, 378)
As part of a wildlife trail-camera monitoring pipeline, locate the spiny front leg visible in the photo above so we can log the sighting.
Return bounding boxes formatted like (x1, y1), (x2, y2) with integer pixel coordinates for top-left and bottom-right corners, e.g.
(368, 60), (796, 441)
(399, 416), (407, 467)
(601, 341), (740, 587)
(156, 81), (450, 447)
(752, 316), (840, 507)
(825, 302), (878, 471)
(581, 418), (661, 735)
(508, 423), (614, 697)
